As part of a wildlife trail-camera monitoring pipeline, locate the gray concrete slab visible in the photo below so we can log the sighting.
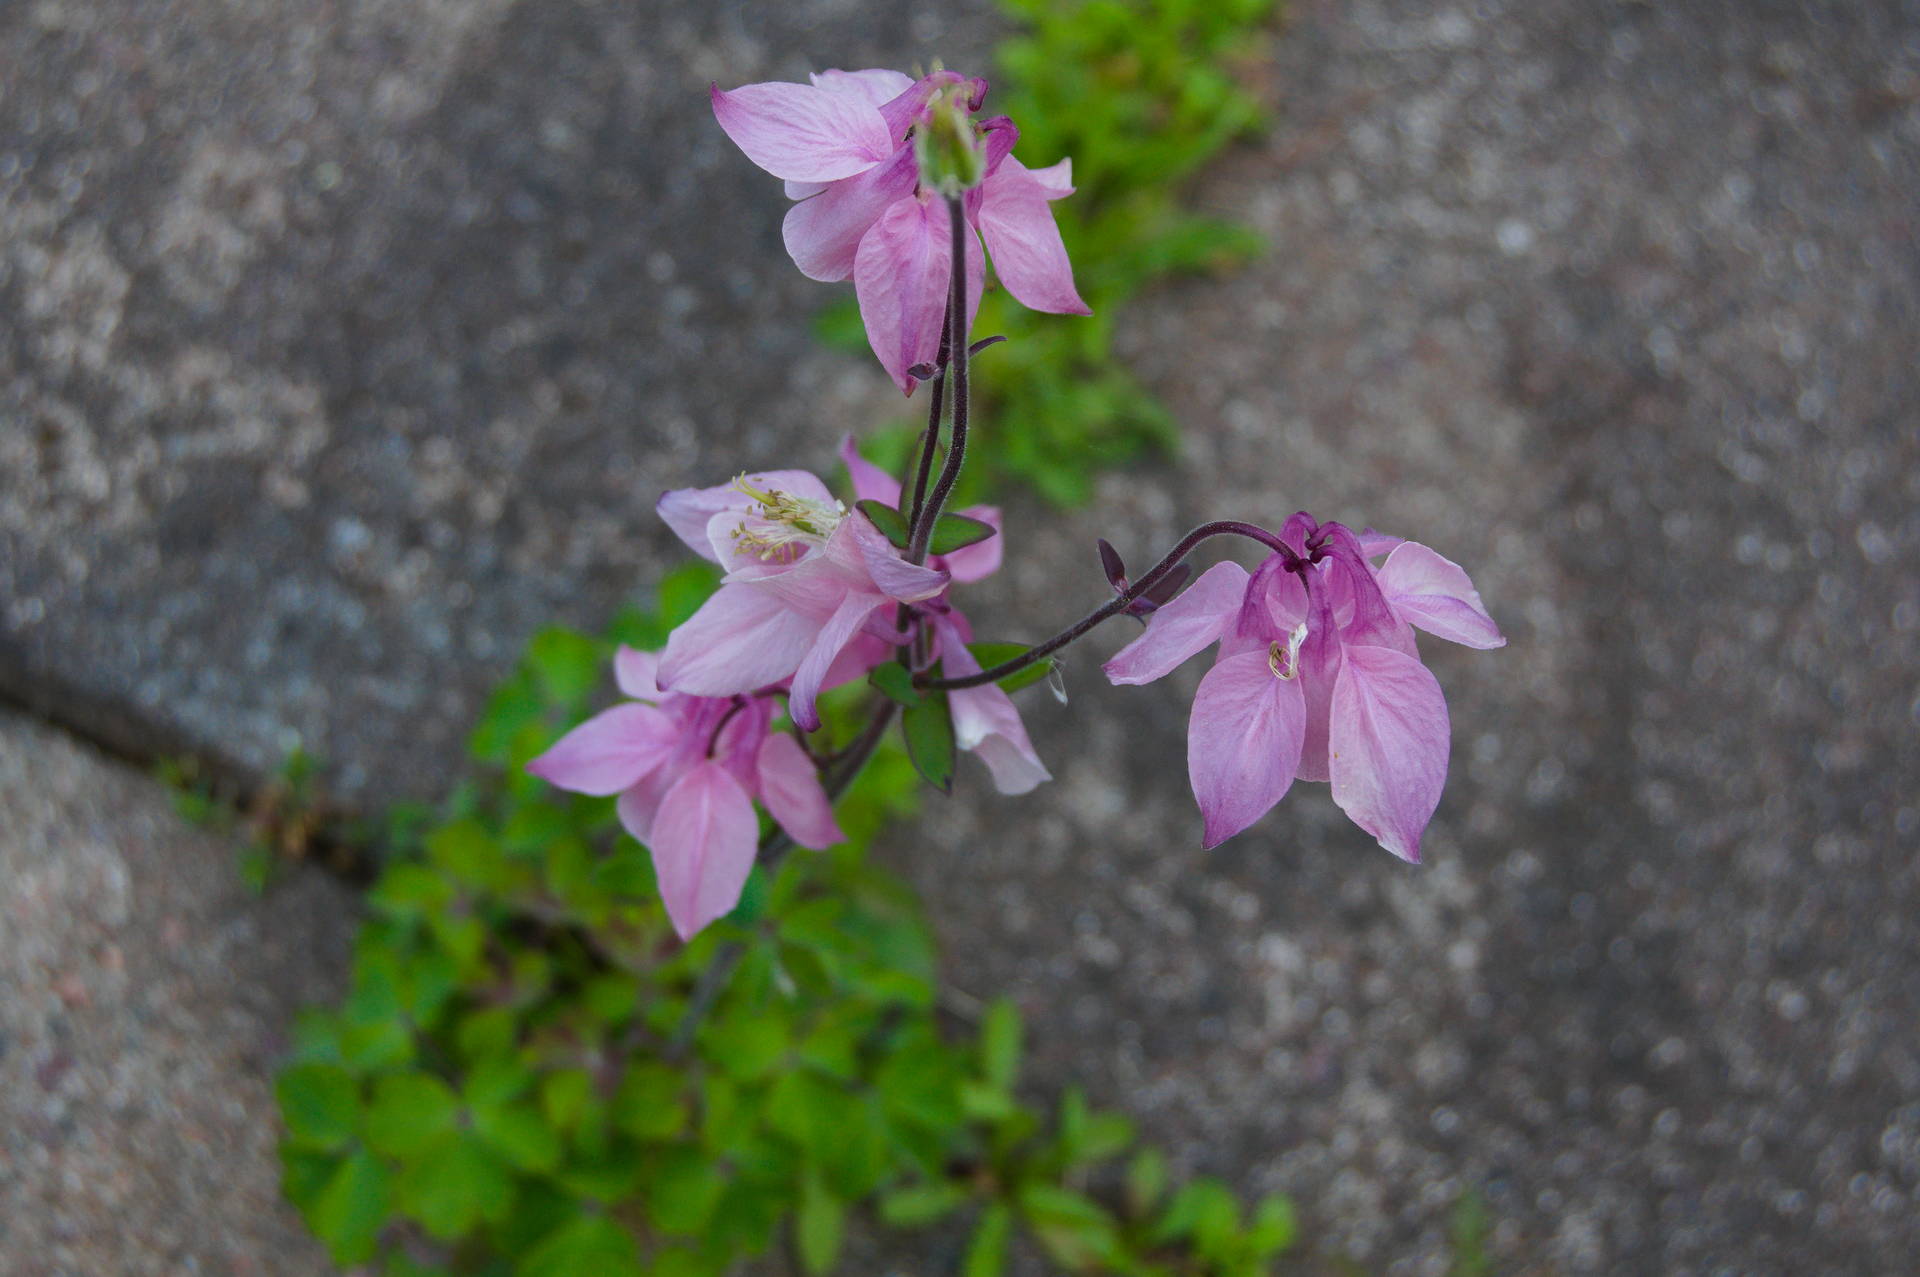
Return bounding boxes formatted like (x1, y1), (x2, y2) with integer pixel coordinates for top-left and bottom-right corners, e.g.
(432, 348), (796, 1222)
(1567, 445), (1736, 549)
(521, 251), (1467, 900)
(3, 0), (1918, 1273)
(0, 707), (358, 1275)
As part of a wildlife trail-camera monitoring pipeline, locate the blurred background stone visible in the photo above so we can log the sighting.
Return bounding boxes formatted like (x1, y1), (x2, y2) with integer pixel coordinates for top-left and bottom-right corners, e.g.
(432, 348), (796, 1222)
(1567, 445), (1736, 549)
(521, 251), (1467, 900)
(3, 0), (1917, 1273)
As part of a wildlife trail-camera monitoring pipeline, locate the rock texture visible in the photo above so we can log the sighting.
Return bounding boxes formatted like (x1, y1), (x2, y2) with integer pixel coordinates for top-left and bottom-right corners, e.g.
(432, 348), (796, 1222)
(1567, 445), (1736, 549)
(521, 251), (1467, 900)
(0, 708), (358, 1276)
(3, 0), (1918, 1273)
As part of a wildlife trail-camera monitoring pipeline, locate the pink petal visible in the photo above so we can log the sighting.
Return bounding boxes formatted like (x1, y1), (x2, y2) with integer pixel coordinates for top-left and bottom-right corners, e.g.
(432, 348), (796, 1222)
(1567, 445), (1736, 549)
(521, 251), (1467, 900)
(1375, 542), (1506, 649)
(755, 732), (844, 849)
(659, 583), (821, 697)
(1104, 560), (1251, 685)
(784, 179), (829, 201)
(525, 702), (679, 796)
(854, 196), (984, 394)
(649, 761), (760, 941)
(1328, 644), (1450, 864)
(841, 513), (950, 602)
(785, 591), (881, 731)
(1294, 640), (1339, 784)
(939, 505), (1003, 583)
(657, 470), (833, 560)
(938, 623), (1050, 794)
(976, 157), (1089, 316)
(1025, 157), (1074, 200)
(876, 68), (966, 141)
(838, 434), (903, 508)
(1187, 649), (1307, 849)
(614, 646), (662, 700)
(810, 68), (917, 108)
(616, 761), (681, 845)
(709, 81), (892, 183)
(783, 146), (917, 282)
(1356, 528), (1404, 559)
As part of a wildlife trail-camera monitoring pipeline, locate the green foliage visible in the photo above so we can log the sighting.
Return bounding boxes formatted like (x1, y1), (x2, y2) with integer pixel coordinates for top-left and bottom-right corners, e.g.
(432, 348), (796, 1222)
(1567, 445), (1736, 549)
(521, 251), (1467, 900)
(278, 566), (1300, 1274)
(820, 0), (1280, 504)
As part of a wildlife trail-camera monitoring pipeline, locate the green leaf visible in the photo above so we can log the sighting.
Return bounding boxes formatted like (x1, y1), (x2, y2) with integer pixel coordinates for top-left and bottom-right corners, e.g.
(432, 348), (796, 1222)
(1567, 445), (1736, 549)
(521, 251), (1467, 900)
(964, 1202), (1012, 1277)
(307, 1150), (391, 1266)
(879, 1181), (970, 1227)
(901, 689), (956, 793)
(647, 1145), (725, 1236)
(1249, 1192), (1299, 1258)
(928, 512), (997, 555)
(1018, 1182), (1124, 1269)
(277, 1063), (359, 1151)
(854, 498), (912, 548)
(980, 997), (1022, 1091)
(965, 643), (1054, 694)
(398, 1132), (516, 1239)
(613, 1061), (688, 1141)
(867, 661), (922, 708)
(796, 1168), (845, 1275)
(541, 1069), (594, 1134)
(1125, 1147), (1168, 1216)
(1153, 1176), (1239, 1253)
(476, 1100), (562, 1173)
(527, 627), (601, 706)
(657, 560), (723, 629)
(516, 1214), (643, 1277)
(426, 817), (503, 891)
(364, 1072), (459, 1158)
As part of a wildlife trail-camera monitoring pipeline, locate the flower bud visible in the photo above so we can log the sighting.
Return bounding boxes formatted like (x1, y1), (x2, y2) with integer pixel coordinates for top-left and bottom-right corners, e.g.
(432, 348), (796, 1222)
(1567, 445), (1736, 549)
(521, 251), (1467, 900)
(914, 87), (986, 197)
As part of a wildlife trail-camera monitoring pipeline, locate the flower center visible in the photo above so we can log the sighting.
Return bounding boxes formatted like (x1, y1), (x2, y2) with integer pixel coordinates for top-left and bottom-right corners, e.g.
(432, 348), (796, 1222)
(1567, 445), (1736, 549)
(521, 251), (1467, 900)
(1267, 622), (1308, 680)
(729, 476), (845, 562)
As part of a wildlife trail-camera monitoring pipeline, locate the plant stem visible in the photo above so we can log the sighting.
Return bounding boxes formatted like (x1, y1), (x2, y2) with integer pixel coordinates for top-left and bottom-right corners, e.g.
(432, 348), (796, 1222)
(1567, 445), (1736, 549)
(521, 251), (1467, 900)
(917, 520), (1298, 691)
(907, 195), (971, 565)
(905, 312), (952, 536)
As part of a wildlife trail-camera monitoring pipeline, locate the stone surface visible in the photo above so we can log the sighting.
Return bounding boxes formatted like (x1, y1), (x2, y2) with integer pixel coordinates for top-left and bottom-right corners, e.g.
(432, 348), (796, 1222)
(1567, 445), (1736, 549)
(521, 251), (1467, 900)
(0, 707), (358, 1275)
(3, 0), (1919, 1274)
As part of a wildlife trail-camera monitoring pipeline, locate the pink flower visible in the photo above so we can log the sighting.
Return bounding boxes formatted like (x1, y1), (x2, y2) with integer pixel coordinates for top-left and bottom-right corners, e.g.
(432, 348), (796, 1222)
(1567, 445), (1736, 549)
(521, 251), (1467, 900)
(1103, 516), (1503, 859)
(527, 647), (843, 940)
(838, 439), (1049, 795)
(656, 467), (948, 733)
(711, 67), (1089, 393)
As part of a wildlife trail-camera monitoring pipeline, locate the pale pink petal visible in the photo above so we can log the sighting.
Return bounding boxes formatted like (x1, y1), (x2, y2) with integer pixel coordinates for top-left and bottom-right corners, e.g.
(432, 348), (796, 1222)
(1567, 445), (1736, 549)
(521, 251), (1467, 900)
(709, 81), (892, 183)
(855, 196), (950, 393)
(659, 583), (821, 697)
(1104, 560), (1251, 685)
(649, 762), (760, 941)
(841, 513), (950, 602)
(787, 592), (880, 732)
(657, 470), (833, 560)
(1375, 542), (1506, 650)
(1294, 639), (1338, 783)
(937, 619), (1050, 794)
(1025, 157), (1074, 199)
(810, 68), (917, 108)
(820, 631), (892, 692)
(838, 434), (903, 508)
(1188, 649), (1307, 849)
(615, 766), (675, 845)
(976, 157), (1089, 315)
(784, 179), (830, 201)
(525, 703), (679, 796)
(1328, 644), (1450, 864)
(876, 68), (966, 140)
(938, 505), (1002, 583)
(755, 732), (844, 849)
(1357, 528), (1404, 559)
(782, 146), (916, 282)
(614, 646), (662, 700)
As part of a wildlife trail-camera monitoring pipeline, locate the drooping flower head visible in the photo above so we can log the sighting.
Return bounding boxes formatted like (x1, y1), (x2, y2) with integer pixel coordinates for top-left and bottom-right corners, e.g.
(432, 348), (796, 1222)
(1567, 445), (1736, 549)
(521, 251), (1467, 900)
(527, 648), (843, 941)
(1104, 515), (1504, 860)
(711, 67), (1090, 392)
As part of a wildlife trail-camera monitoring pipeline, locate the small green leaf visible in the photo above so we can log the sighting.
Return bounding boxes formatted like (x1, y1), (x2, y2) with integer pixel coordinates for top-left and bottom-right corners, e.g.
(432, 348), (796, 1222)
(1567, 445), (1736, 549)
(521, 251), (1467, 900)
(796, 1167), (845, 1275)
(527, 627), (602, 705)
(966, 643), (1054, 693)
(647, 1145), (725, 1236)
(364, 1072), (459, 1158)
(854, 498), (912, 548)
(980, 997), (1022, 1091)
(964, 1202), (1012, 1277)
(399, 1131), (515, 1239)
(1125, 1147), (1168, 1216)
(867, 662), (922, 708)
(928, 512), (997, 555)
(614, 1061), (688, 1142)
(541, 1069), (594, 1133)
(516, 1214), (643, 1277)
(277, 1064), (359, 1151)
(901, 689), (956, 793)
(1249, 1192), (1299, 1258)
(307, 1150), (391, 1266)
(879, 1182), (970, 1227)
(475, 1100), (563, 1173)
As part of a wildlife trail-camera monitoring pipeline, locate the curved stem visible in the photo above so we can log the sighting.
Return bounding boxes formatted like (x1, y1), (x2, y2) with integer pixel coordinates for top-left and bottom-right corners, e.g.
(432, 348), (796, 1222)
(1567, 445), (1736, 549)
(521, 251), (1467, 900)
(917, 520), (1298, 691)
(905, 312), (952, 535)
(907, 195), (971, 565)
